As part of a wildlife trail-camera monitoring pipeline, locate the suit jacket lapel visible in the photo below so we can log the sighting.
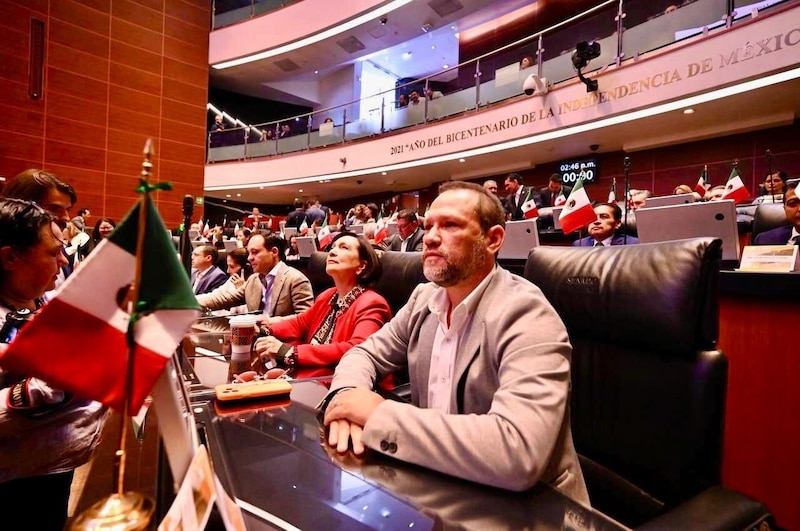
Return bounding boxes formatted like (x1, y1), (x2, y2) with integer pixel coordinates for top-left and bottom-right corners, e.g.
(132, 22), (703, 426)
(415, 312), (438, 409)
(269, 267), (286, 314)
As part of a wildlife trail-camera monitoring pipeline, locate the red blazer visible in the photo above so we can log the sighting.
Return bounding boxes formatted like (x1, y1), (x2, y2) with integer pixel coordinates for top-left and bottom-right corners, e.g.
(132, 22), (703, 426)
(269, 288), (391, 367)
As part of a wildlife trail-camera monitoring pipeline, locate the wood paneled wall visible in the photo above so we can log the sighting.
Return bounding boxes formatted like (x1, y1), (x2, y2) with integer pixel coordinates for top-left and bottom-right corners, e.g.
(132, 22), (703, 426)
(0, 0), (209, 229)
(480, 121), (800, 201)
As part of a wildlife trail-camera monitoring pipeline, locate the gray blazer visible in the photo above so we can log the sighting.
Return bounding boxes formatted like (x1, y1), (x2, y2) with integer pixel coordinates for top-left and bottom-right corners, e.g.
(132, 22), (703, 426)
(380, 228), (425, 252)
(197, 263), (313, 323)
(330, 267), (588, 503)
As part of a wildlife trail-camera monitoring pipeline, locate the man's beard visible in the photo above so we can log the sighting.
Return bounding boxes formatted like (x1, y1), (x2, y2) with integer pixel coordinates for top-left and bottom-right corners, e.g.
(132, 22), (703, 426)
(423, 237), (486, 287)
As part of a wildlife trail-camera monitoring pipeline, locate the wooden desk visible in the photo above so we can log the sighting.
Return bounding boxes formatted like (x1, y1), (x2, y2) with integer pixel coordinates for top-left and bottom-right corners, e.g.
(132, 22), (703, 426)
(719, 271), (800, 531)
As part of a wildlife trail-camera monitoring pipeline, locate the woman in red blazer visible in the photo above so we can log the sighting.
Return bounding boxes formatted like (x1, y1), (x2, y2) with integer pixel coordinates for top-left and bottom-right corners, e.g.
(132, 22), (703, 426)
(252, 232), (391, 370)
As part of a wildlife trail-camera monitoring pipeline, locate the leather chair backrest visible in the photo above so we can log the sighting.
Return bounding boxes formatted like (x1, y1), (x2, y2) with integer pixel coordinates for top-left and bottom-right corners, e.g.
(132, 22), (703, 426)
(752, 202), (789, 241)
(523, 238), (727, 527)
(306, 250), (426, 315)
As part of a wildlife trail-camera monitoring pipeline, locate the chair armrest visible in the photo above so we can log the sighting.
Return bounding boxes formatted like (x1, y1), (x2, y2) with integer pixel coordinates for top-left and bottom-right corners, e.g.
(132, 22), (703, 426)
(636, 486), (771, 531)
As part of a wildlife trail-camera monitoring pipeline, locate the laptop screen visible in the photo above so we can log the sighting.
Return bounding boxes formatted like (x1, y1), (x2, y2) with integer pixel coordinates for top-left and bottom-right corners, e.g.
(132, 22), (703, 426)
(635, 200), (740, 261)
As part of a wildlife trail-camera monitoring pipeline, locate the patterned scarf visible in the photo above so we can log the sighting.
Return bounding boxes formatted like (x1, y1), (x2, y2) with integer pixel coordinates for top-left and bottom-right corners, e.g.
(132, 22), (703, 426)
(310, 286), (366, 345)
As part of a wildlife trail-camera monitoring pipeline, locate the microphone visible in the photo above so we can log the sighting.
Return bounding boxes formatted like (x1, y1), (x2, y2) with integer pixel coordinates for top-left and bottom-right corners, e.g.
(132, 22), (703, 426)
(622, 155), (632, 245)
(765, 149), (775, 203)
(182, 195), (194, 218)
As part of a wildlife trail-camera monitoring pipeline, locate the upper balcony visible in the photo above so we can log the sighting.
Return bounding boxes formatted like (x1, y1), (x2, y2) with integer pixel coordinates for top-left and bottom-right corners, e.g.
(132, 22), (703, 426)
(205, 0), (800, 205)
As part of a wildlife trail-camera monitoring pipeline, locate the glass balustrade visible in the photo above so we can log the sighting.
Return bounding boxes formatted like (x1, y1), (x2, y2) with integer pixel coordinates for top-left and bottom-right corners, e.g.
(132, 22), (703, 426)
(213, 0), (302, 29)
(207, 0), (795, 163)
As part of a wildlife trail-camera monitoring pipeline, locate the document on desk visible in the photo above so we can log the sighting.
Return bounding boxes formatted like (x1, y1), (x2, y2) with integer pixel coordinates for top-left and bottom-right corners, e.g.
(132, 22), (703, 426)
(738, 245), (799, 272)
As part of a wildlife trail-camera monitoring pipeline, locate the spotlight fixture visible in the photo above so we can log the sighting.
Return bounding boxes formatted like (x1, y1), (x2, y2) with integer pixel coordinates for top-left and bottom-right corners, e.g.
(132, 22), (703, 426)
(522, 74), (550, 96)
(571, 41), (601, 92)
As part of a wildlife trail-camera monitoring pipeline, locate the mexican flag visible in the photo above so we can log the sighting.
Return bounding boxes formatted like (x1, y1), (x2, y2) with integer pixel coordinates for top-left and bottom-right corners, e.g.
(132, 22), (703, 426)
(721, 166), (748, 203)
(317, 218), (333, 249)
(299, 218), (309, 235)
(694, 165), (709, 196)
(554, 191), (567, 207)
(521, 198), (539, 219)
(0, 198), (201, 415)
(559, 178), (596, 234)
(374, 214), (390, 244)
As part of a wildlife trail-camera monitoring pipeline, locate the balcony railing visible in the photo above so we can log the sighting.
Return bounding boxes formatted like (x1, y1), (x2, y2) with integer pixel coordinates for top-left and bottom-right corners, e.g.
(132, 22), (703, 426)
(212, 0), (302, 29)
(207, 0), (794, 163)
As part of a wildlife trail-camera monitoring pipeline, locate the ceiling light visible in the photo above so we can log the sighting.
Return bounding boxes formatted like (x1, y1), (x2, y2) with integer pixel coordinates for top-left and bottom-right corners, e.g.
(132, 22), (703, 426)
(459, 158), (465, 162)
(403, 52), (412, 60)
(314, 70), (319, 74)
(431, 45), (436, 50)
(225, 194), (231, 197)
(236, 193), (241, 197)
(683, 108), (695, 114)
(381, 171), (387, 175)
(298, 189), (303, 193)
(212, 0), (415, 69)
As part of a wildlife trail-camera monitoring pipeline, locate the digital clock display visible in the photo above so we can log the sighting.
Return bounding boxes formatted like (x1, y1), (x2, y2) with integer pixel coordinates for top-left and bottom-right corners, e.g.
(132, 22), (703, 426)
(557, 159), (599, 185)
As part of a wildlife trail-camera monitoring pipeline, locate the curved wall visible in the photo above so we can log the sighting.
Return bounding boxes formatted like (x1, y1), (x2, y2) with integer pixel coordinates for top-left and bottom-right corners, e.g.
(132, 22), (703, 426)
(209, 0), (386, 64)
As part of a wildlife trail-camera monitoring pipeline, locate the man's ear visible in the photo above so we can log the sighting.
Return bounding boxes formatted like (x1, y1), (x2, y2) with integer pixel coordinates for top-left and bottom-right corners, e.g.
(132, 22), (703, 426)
(485, 225), (505, 255)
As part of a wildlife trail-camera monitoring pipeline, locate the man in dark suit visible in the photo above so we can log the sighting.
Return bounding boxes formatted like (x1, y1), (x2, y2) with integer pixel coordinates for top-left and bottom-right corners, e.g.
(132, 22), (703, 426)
(190, 244), (228, 295)
(573, 203), (639, 247)
(753, 183), (800, 245)
(539, 173), (572, 207)
(380, 209), (424, 252)
(503, 173), (540, 221)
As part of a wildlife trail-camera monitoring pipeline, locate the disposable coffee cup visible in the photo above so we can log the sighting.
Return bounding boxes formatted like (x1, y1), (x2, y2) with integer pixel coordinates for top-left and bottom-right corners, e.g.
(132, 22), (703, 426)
(229, 315), (258, 361)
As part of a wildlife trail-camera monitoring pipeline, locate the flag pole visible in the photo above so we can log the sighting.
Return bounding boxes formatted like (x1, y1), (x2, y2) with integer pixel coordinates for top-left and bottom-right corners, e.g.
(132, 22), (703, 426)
(71, 140), (165, 530)
(766, 149), (774, 203)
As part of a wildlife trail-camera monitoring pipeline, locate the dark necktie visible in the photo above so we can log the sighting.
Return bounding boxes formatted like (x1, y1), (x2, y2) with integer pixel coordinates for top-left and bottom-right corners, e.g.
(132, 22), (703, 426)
(594, 241), (604, 247)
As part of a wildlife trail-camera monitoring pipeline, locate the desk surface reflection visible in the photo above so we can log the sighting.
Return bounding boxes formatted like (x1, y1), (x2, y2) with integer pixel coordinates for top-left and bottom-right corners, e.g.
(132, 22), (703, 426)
(192, 379), (629, 531)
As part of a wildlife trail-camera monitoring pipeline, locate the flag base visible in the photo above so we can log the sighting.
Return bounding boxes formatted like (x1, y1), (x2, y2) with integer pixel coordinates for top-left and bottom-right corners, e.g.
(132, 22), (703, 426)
(69, 492), (154, 530)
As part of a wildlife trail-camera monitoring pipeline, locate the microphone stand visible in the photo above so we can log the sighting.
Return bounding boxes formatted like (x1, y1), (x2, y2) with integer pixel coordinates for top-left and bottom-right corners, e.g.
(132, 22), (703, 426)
(766, 149), (774, 203)
(623, 156), (631, 245)
(179, 196), (193, 276)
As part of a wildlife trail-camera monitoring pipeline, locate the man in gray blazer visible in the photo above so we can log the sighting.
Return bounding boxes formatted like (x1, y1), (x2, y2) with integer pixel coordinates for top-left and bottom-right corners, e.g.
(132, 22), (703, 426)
(322, 182), (588, 504)
(197, 232), (313, 323)
(379, 209), (424, 252)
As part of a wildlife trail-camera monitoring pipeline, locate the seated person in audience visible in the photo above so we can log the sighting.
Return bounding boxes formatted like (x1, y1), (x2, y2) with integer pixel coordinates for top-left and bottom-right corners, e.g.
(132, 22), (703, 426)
(425, 87), (443, 100)
(573, 203), (639, 246)
(247, 232), (391, 373)
(539, 173), (571, 207)
(673, 184), (703, 202)
(234, 227), (251, 247)
(207, 247), (253, 315)
(244, 207), (264, 229)
(285, 235), (301, 260)
(753, 171), (788, 203)
(520, 56), (534, 69)
(629, 189), (650, 210)
(408, 89), (424, 106)
(398, 94), (409, 108)
(261, 129), (274, 141)
(210, 114), (225, 132)
(77, 217), (116, 260)
(483, 179), (499, 196)
(706, 185), (726, 201)
(753, 183), (800, 245)
(0, 199), (107, 530)
(321, 182), (588, 502)
(380, 209), (424, 252)
(190, 244), (228, 295)
(197, 232), (313, 322)
(279, 124), (293, 138)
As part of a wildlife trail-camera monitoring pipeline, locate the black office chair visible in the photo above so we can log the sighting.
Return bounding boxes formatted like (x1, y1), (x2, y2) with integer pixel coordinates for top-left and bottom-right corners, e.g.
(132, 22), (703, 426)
(751, 202), (788, 242)
(523, 238), (771, 530)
